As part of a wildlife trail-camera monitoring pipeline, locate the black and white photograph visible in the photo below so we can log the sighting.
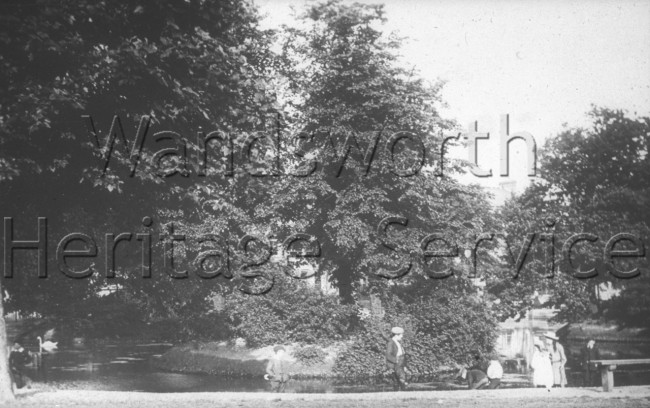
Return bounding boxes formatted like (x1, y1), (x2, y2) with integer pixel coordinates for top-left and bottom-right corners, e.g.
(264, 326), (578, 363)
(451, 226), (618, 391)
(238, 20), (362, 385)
(0, 0), (649, 407)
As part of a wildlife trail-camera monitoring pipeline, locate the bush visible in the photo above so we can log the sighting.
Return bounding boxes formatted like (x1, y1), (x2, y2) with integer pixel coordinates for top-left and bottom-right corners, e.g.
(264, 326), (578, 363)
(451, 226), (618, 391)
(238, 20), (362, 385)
(293, 345), (328, 366)
(334, 291), (498, 377)
(223, 276), (357, 347)
(180, 313), (233, 342)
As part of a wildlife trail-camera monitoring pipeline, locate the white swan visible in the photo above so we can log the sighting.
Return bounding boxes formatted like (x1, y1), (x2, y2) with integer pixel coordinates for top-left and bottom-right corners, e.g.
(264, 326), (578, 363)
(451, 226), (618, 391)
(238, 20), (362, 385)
(37, 336), (58, 353)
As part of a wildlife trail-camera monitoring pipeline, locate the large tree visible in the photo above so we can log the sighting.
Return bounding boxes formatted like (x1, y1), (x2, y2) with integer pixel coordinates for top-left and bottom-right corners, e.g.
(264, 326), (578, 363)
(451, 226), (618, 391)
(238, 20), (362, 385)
(0, 0), (273, 399)
(177, 0), (497, 306)
(494, 108), (650, 326)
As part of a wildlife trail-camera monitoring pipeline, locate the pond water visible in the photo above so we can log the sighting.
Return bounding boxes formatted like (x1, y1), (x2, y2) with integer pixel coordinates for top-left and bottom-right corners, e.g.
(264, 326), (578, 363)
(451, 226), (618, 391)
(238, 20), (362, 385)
(22, 343), (650, 393)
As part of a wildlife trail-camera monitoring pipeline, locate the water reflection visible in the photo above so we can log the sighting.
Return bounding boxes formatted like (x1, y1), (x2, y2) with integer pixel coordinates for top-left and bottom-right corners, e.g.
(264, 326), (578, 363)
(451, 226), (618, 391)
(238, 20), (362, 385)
(22, 343), (650, 393)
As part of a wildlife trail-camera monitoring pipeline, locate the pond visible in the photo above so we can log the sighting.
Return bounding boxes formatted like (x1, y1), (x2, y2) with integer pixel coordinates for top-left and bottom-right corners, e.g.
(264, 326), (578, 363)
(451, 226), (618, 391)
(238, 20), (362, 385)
(22, 343), (650, 393)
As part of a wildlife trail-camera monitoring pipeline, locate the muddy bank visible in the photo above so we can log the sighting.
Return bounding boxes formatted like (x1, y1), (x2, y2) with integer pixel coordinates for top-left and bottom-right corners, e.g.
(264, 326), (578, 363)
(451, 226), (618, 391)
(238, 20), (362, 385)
(152, 342), (340, 378)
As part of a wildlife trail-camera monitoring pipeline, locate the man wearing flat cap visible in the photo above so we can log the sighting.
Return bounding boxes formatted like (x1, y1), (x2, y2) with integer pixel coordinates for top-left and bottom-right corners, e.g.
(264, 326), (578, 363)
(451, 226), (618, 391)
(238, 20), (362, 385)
(385, 326), (408, 390)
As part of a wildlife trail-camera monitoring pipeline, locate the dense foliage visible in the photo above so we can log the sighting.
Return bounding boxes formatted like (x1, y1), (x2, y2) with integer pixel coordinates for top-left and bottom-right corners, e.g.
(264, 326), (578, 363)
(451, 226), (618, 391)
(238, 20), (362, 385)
(0, 1), (273, 397)
(334, 289), (498, 377)
(293, 345), (329, 366)
(496, 108), (650, 326)
(1, 0), (646, 397)
(0, 0), (275, 316)
(0, 0), (497, 321)
(222, 277), (357, 347)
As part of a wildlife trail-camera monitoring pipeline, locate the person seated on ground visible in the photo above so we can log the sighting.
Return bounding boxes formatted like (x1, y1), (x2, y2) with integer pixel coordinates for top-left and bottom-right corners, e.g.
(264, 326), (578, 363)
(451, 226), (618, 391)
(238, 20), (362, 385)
(469, 353), (489, 373)
(457, 367), (489, 389)
(265, 345), (290, 393)
(9, 342), (32, 390)
(486, 356), (504, 389)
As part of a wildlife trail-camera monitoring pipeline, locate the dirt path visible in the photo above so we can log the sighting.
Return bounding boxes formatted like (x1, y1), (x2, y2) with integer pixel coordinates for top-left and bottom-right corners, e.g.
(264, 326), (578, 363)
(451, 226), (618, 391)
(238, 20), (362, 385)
(7, 386), (650, 408)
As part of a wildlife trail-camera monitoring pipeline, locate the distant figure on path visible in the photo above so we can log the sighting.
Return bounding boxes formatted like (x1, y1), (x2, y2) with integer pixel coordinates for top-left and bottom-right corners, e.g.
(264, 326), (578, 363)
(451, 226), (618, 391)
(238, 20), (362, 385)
(265, 345), (290, 392)
(530, 341), (553, 391)
(9, 342), (32, 390)
(581, 339), (600, 387)
(385, 326), (408, 391)
(486, 356), (504, 389)
(544, 331), (567, 387)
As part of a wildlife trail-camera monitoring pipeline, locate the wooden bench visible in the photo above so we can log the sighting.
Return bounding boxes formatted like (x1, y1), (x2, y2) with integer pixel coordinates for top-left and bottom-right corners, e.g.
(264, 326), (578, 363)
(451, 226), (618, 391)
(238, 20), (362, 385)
(591, 359), (650, 391)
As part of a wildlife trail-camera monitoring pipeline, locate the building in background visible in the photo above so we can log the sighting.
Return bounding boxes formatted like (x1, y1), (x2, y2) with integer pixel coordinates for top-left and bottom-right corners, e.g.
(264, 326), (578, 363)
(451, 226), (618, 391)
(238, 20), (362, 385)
(495, 293), (566, 372)
(486, 180), (518, 207)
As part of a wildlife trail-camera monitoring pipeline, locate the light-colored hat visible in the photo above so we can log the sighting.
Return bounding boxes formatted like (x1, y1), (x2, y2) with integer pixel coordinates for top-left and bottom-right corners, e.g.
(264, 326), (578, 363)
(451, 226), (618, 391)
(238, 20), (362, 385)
(391, 327), (404, 334)
(543, 331), (559, 341)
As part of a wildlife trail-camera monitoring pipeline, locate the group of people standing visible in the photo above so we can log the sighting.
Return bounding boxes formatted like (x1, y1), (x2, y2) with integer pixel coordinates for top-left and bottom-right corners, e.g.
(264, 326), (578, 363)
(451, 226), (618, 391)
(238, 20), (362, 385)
(527, 333), (602, 390)
(385, 326), (505, 391)
(385, 327), (601, 392)
(266, 328), (601, 393)
(530, 331), (567, 390)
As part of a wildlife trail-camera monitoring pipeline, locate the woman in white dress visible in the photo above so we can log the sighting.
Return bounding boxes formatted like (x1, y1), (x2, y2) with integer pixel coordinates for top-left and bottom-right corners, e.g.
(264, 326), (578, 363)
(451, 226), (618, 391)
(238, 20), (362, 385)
(531, 341), (553, 390)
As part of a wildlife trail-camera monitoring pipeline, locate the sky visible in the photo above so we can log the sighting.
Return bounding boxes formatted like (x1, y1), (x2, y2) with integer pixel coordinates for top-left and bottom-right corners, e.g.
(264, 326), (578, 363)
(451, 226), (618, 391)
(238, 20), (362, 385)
(254, 0), (650, 194)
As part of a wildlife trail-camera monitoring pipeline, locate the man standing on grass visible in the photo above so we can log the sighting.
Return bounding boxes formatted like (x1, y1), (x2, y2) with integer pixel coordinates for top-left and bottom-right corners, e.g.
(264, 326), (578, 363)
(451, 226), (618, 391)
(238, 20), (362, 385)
(385, 326), (408, 391)
(265, 345), (290, 392)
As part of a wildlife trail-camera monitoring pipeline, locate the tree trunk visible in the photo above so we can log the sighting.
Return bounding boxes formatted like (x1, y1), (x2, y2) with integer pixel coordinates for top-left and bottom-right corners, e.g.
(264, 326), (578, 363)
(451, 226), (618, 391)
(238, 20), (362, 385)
(0, 280), (15, 402)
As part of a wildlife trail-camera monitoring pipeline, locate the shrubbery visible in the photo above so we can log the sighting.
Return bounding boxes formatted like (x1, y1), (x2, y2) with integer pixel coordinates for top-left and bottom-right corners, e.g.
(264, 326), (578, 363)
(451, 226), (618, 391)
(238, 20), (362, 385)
(222, 276), (357, 347)
(293, 345), (329, 366)
(334, 291), (498, 377)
